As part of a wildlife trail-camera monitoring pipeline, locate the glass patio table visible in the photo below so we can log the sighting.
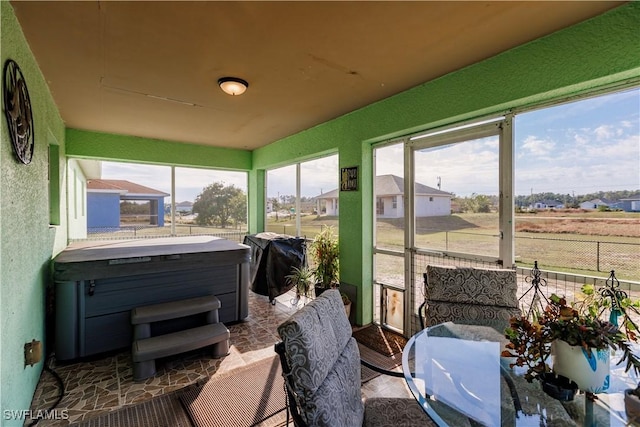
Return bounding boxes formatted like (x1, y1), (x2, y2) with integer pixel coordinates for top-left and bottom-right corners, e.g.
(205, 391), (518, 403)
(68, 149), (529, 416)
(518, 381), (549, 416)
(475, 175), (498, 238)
(402, 321), (637, 427)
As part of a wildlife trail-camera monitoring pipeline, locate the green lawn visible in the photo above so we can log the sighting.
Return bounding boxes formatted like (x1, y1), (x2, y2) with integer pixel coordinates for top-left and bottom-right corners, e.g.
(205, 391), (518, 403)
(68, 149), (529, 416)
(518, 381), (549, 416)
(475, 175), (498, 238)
(265, 212), (639, 281)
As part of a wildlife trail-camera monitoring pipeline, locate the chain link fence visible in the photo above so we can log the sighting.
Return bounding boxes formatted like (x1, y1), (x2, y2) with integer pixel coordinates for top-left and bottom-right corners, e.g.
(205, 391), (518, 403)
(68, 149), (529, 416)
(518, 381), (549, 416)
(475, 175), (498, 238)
(515, 235), (639, 280)
(84, 225), (247, 243)
(265, 223), (332, 238)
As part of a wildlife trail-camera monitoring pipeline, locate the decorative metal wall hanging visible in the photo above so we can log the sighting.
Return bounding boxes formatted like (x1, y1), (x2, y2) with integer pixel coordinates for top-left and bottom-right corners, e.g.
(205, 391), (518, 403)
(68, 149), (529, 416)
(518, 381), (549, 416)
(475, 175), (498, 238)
(519, 260), (550, 320)
(599, 270), (626, 326)
(3, 59), (35, 164)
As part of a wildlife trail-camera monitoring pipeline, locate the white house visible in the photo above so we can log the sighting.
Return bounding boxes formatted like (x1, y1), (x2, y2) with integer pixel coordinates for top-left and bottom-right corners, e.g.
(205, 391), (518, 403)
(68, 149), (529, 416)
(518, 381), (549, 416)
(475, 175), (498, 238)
(530, 199), (564, 210)
(314, 174), (452, 218)
(579, 198), (610, 210)
(314, 189), (340, 216)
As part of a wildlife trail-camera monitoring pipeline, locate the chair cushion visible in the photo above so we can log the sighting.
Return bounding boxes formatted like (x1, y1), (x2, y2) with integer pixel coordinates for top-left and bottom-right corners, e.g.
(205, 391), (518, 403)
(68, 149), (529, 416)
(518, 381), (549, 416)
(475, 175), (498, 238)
(426, 265), (519, 308)
(300, 338), (364, 426)
(277, 289), (362, 426)
(426, 301), (522, 331)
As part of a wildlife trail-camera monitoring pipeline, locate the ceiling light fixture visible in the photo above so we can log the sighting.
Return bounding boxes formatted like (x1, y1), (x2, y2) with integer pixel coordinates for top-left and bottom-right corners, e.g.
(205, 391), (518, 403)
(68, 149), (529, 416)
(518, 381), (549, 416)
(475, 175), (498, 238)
(218, 77), (248, 96)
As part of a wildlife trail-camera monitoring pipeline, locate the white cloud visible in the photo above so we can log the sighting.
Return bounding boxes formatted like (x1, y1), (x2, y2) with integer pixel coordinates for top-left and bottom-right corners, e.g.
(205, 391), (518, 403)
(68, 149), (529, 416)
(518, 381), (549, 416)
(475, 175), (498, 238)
(413, 136), (499, 196)
(594, 125), (615, 141)
(266, 155), (338, 198)
(520, 136), (555, 157)
(516, 130), (639, 194)
(375, 143), (404, 177)
(573, 134), (589, 146)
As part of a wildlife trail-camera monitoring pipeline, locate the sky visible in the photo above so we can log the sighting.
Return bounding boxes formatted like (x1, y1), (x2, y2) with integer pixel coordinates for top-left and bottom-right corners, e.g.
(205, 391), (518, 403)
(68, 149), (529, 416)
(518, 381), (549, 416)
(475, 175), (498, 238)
(102, 88), (639, 202)
(376, 87), (640, 197)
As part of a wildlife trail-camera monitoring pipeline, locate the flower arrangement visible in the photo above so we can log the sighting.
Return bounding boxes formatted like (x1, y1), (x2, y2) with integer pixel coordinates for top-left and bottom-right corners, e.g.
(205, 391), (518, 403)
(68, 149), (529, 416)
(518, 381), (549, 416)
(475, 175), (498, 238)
(503, 282), (640, 383)
(503, 309), (554, 382)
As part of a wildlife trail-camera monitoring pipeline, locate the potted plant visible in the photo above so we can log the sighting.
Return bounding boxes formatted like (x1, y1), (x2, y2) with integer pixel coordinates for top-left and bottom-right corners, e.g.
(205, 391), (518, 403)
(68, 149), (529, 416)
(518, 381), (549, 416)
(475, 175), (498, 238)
(546, 294), (621, 393)
(309, 226), (339, 295)
(341, 291), (352, 319)
(625, 382), (640, 421)
(285, 266), (314, 304)
(502, 300), (580, 401)
(504, 289), (640, 398)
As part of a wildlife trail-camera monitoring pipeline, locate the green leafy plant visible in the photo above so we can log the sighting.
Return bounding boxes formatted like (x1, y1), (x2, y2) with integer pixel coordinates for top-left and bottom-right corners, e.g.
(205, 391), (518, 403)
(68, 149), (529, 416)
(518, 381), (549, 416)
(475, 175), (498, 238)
(310, 226), (339, 289)
(546, 294), (622, 350)
(574, 281), (640, 374)
(285, 266), (314, 300)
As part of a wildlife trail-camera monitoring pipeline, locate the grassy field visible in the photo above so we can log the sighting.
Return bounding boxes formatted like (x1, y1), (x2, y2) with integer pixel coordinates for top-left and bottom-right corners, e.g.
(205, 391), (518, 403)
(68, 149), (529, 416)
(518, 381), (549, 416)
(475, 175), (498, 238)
(89, 210), (638, 281)
(266, 214), (339, 238)
(266, 210), (640, 281)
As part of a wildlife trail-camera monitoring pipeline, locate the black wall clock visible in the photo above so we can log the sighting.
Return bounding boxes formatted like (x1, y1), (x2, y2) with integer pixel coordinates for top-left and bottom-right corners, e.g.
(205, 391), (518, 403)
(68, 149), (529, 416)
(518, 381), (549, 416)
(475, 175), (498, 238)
(3, 59), (34, 164)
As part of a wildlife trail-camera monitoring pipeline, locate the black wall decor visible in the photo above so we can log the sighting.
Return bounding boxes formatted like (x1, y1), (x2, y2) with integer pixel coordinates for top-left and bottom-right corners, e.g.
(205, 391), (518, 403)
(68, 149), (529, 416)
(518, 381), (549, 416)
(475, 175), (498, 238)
(3, 59), (35, 164)
(340, 166), (358, 191)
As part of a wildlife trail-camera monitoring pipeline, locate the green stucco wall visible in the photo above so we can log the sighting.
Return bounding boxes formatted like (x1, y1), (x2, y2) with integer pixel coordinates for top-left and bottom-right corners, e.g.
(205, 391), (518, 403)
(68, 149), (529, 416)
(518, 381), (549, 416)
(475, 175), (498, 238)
(252, 2), (640, 324)
(66, 129), (252, 170)
(1, 2), (67, 424)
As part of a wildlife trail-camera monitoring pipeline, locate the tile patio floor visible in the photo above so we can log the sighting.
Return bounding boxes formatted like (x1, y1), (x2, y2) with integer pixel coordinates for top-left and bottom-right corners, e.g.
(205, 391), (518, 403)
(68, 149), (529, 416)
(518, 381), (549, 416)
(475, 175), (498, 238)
(27, 290), (412, 426)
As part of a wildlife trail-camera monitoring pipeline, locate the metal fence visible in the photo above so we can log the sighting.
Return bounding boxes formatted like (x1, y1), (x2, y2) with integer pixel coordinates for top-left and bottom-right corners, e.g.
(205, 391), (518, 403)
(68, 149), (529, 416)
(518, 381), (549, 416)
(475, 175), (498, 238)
(515, 235), (639, 280)
(265, 223), (331, 238)
(408, 250), (640, 336)
(83, 225), (247, 243)
(411, 229), (639, 281)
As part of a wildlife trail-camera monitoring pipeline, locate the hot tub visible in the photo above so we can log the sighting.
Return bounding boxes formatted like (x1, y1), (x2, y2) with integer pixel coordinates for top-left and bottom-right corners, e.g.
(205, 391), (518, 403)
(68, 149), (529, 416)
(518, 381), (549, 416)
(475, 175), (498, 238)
(53, 236), (250, 361)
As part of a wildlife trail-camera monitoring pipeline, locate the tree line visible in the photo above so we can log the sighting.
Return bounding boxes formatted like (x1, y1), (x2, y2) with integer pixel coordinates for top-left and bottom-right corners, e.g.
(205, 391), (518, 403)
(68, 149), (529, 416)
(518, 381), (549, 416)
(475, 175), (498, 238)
(514, 189), (638, 208)
(446, 189), (638, 214)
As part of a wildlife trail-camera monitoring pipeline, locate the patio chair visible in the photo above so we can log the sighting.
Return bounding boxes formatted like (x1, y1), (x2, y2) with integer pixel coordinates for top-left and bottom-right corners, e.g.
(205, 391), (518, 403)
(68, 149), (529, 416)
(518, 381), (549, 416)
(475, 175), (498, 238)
(275, 289), (435, 427)
(420, 265), (521, 332)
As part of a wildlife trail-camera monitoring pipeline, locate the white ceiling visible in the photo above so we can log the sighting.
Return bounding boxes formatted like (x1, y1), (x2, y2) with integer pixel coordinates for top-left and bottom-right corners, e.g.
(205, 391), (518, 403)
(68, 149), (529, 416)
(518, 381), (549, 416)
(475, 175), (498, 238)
(11, 1), (624, 150)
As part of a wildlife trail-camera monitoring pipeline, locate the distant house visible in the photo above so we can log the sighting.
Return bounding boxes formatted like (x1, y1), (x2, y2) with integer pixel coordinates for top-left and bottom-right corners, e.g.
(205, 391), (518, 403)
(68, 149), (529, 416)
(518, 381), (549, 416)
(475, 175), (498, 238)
(314, 189), (339, 216)
(176, 201), (193, 213)
(530, 200), (564, 210)
(87, 179), (169, 230)
(618, 194), (640, 212)
(579, 198), (610, 210)
(314, 174), (452, 218)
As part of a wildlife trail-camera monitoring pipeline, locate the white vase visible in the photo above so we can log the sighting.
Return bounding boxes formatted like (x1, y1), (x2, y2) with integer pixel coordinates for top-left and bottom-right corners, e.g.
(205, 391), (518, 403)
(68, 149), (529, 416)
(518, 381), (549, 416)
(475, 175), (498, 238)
(551, 339), (610, 393)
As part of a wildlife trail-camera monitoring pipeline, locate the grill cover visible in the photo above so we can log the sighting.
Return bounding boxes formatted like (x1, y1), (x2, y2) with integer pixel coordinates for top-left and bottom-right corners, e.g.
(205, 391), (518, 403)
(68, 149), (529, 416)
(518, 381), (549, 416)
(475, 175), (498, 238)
(243, 232), (307, 301)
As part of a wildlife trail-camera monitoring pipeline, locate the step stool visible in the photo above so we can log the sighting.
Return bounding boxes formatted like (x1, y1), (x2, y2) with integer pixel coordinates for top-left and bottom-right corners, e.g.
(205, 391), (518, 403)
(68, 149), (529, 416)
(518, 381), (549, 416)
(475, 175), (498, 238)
(131, 295), (230, 381)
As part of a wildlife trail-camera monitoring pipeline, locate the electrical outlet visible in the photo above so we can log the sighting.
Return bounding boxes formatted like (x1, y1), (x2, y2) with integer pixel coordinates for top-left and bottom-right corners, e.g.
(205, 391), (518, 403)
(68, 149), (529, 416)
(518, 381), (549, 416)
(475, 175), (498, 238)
(24, 339), (42, 367)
